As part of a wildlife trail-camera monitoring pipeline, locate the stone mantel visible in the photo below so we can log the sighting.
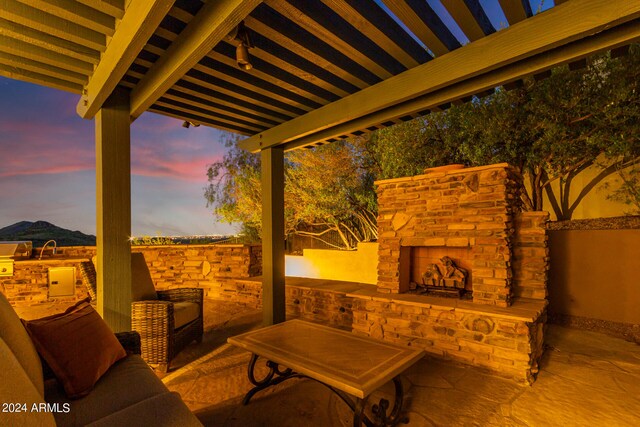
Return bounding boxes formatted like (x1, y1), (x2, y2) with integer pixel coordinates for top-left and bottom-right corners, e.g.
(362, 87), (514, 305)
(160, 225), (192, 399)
(373, 162), (513, 186)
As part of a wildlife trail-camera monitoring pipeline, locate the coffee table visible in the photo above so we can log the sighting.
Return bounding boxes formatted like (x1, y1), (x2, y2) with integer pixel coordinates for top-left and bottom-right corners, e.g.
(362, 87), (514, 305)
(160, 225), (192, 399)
(227, 319), (425, 427)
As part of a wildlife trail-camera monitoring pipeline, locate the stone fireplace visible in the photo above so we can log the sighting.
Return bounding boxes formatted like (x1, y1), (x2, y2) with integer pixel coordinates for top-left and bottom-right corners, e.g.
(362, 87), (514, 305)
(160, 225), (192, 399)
(350, 163), (550, 383)
(376, 163), (523, 307)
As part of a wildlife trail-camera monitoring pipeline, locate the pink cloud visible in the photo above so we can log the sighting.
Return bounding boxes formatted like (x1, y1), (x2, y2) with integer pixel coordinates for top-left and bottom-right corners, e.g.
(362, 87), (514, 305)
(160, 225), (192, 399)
(0, 79), (237, 236)
(0, 118), (80, 137)
(0, 164), (94, 178)
(0, 132), (94, 178)
(131, 148), (222, 183)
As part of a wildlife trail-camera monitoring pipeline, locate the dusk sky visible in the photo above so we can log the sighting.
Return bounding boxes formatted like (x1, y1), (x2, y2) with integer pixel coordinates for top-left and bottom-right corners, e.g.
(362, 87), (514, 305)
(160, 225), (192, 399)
(0, 1), (552, 238)
(0, 77), (237, 237)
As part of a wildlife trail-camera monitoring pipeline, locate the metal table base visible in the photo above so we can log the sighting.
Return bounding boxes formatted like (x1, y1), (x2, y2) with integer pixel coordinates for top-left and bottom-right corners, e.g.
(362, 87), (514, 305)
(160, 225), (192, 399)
(242, 353), (409, 427)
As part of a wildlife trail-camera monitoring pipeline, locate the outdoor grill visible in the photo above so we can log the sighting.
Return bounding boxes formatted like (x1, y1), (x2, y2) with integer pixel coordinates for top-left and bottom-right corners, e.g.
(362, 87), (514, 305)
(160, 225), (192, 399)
(0, 241), (32, 277)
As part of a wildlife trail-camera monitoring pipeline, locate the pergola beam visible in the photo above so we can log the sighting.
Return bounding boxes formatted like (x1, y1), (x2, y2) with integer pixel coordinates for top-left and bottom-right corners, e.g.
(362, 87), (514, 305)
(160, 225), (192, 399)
(16, 0), (116, 36)
(239, 0), (640, 153)
(129, 0), (261, 120)
(0, 62), (82, 92)
(76, 0), (174, 119)
(0, 17), (100, 65)
(0, 0), (105, 51)
(441, 0), (494, 41)
(498, 0), (532, 25)
(380, 0), (449, 56)
(282, 19), (640, 151)
(0, 35), (93, 74)
(0, 51), (87, 84)
(77, 0), (124, 19)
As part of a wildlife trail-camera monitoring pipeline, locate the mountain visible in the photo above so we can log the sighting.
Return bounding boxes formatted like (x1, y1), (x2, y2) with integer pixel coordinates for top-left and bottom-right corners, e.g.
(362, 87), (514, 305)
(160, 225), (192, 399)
(0, 221), (96, 247)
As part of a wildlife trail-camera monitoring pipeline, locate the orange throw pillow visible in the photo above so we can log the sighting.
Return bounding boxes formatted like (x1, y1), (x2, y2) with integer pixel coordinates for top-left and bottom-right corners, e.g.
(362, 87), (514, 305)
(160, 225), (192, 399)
(21, 298), (126, 399)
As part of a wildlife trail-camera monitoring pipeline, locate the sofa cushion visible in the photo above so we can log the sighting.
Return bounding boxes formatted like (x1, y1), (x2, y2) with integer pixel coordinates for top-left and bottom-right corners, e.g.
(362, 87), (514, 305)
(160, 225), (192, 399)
(173, 302), (200, 329)
(46, 355), (171, 426)
(85, 391), (202, 427)
(0, 292), (45, 396)
(22, 299), (126, 399)
(0, 338), (56, 427)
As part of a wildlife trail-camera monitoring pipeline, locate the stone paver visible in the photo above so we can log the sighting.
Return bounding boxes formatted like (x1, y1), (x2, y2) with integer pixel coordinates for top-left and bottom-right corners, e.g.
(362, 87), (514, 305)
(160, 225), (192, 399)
(163, 300), (640, 427)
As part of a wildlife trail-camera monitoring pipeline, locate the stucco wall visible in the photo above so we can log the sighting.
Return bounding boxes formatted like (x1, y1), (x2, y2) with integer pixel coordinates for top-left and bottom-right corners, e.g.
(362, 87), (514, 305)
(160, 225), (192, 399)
(522, 158), (636, 221)
(285, 242), (378, 284)
(548, 229), (640, 324)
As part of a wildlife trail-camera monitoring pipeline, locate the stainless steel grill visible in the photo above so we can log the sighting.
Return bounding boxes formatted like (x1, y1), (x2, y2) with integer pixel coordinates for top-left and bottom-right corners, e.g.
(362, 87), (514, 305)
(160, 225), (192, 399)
(0, 241), (32, 277)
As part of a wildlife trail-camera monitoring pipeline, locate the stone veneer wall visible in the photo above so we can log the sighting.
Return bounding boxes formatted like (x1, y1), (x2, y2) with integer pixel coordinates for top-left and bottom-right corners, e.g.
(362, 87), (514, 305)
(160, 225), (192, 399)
(0, 244), (261, 306)
(376, 163), (521, 307)
(136, 244), (261, 291)
(175, 274), (547, 383)
(512, 212), (550, 300)
(0, 258), (89, 306)
(350, 293), (546, 384)
(204, 278), (356, 331)
(1, 229), (550, 383)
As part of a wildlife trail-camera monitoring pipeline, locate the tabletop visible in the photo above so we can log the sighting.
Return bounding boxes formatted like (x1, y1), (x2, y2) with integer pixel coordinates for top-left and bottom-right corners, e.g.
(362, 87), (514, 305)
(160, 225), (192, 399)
(227, 319), (425, 398)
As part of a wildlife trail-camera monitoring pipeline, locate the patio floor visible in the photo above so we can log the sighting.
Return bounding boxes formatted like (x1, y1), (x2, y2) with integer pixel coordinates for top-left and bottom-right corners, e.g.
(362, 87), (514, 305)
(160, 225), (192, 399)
(15, 298), (640, 426)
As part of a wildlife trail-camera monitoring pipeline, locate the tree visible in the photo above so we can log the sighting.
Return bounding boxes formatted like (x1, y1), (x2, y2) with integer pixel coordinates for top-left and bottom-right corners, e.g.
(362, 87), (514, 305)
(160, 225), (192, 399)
(362, 116), (462, 180)
(520, 48), (640, 219)
(206, 46), (640, 241)
(603, 166), (640, 215)
(205, 136), (376, 249)
(205, 133), (262, 240)
(364, 46), (640, 219)
(286, 141), (377, 249)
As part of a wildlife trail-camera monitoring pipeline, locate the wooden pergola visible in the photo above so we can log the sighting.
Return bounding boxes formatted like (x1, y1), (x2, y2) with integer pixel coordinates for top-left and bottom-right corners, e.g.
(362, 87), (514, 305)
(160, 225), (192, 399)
(1, 0), (638, 330)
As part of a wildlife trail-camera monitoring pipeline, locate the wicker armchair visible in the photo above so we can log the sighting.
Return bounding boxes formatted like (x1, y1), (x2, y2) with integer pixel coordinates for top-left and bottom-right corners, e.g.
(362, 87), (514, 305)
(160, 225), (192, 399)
(132, 287), (204, 373)
(79, 261), (97, 301)
(79, 253), (204, 373)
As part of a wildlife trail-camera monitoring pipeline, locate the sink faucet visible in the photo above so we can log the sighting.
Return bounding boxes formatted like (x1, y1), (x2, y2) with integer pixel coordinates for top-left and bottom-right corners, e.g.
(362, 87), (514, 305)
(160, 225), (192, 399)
(39, 240), (57, 260)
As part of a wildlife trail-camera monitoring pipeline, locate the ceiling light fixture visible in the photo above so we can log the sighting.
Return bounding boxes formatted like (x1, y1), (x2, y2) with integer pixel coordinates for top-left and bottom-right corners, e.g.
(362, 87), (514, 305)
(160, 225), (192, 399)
(182, 121), (200, 128)
(234, 21), (253, 71)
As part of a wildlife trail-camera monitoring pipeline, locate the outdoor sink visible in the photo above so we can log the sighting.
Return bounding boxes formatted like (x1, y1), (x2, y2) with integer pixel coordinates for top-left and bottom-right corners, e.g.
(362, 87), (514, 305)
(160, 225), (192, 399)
(37, 240), (59, 260)
(36, 252), (65, 259)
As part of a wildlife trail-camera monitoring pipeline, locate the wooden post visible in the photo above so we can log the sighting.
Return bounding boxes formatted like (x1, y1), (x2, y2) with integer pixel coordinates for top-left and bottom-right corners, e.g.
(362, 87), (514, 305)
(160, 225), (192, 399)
(95, 87), (132, 332)
(261, 147), (285, 325)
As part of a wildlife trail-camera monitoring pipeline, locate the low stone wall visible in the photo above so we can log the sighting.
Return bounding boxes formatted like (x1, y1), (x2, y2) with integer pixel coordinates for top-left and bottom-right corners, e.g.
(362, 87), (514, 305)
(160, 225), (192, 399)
(204, 276), (546, 383)
(137, 244), (261, 290)
(350, 291), (546, 384)
(287, 286), (356, 330)
(204, 278), (263, 307)
(204, 277), (358, 331)
(2, 242), (548, 382)
(0, 244), (262, 307)
(0, 258), (88, 306)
